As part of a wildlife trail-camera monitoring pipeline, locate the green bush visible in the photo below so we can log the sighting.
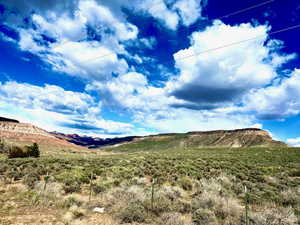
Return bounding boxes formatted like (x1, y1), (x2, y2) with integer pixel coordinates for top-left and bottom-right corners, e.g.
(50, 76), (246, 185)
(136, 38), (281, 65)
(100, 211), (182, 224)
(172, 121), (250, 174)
(26, 143), (40, 158)
(116, 200), (147, 223)
(8, 143), (40, 158)
(178, 176), (193, 191)
(63, 182), (81, 193)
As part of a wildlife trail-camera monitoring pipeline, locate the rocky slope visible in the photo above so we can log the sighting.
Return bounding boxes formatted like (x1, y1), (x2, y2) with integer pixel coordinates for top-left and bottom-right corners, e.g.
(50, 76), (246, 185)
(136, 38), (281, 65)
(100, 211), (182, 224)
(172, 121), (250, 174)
(0, 118), (83, 149)
(111, 128), (287, 150)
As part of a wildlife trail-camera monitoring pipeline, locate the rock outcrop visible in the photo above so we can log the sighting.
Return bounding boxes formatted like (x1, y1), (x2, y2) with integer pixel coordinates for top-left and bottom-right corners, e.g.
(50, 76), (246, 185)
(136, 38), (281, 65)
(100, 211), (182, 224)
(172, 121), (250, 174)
(125, 128), (287, 148)
(0, 120), (84, 149)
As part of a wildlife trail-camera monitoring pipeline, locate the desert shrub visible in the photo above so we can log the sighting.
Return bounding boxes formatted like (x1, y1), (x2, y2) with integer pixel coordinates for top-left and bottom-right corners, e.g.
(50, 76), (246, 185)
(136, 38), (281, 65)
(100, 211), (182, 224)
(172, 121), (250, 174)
(8, 146), (27, 158)
(60, 194), (89, 209)
(191, 176), (243, 224)
(192, 208), (217, 225)
(70, 205), (86, 219)
(250, 207), (298, 225)
(23, 173), (40, 188)
(102, 185), (149, 223)
(279, 188), (300, 207)
(159, 213), (191, 225)
(179, 176), (193, 191)
(159, 212), (192, 225)
(0, 139), (9, 154)
(116, 200), (147, 223)
(93, 179), (116, 194)
(144, 192), (174, 214)
(35, 181), (63, 198)
(63, 181), (81, 193)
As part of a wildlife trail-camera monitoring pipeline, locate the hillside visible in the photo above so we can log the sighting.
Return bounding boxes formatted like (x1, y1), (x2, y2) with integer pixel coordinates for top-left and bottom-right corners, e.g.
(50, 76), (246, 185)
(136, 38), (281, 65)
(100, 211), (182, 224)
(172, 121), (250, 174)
(107, 128), (287, 151)
(52, 132), (138, 148)
(0, 119), (84, 150)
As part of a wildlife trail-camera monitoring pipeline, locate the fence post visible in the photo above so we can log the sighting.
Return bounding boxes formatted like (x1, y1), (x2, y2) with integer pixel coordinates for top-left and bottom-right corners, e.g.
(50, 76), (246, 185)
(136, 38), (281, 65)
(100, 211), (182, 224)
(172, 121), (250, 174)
(244, 186), (249, 225)
(89, 172), (93, 202)
(151, 178), (156, 211)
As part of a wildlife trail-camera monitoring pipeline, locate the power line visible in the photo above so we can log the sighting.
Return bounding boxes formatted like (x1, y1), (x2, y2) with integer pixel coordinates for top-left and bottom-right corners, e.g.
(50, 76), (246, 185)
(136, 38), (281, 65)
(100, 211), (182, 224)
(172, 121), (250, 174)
(52, 0), (276, 51)
(175, 23), (300, 61)
(217, 0), (275, 19)
(80, 23), (300, 64)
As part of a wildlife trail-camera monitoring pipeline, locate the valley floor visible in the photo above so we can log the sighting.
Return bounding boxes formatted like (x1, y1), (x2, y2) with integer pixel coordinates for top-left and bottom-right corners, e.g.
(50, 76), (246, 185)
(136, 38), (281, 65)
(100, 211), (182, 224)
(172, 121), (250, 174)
(0, 147), (299, 225)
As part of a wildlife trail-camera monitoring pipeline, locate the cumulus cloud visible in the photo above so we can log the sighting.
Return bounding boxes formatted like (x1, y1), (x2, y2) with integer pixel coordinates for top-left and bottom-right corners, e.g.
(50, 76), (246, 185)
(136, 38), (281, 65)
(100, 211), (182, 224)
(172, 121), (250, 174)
(172, 0), (202, 26)
(0, 81), (133, 136)
(85, 71), (263, 134)
(3, 0), (139, 80)
(0, 0), (206, 80)
(86, 72), (172, 112)
(167, 21), (295, 110)
(243, 69), (300, 120)
(133, 0), (204, 29)
(135, 0), (179, 30)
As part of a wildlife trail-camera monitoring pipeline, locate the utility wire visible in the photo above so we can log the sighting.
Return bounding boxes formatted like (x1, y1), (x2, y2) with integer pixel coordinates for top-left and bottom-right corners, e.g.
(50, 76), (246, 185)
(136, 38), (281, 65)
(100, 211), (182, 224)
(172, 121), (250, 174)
(77, 0), (278, 63)
(52, 0), (276, 51)
(218, 0), (275, 19)
(81, 23), (300, 64)
(175, 23), (300, 61)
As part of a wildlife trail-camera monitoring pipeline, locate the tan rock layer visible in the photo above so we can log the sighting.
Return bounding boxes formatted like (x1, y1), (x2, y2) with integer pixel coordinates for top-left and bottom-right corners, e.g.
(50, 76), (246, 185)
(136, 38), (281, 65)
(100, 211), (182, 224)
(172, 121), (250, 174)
(0, 122), (84, 149)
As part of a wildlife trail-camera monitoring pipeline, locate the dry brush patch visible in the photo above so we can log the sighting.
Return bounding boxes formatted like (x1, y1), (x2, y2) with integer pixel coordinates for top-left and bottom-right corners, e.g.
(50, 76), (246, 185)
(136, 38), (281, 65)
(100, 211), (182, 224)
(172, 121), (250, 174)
(0, 147), (299, 224)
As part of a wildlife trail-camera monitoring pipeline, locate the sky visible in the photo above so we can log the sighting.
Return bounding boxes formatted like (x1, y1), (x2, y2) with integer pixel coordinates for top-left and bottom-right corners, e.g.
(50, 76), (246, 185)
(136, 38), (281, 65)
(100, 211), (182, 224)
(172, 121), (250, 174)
(0, 0), (300, 145)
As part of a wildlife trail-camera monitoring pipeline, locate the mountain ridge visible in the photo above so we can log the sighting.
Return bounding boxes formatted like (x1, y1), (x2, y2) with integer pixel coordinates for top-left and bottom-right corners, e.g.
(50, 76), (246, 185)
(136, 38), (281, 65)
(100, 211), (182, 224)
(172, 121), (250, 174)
(0, 116), (287, 149)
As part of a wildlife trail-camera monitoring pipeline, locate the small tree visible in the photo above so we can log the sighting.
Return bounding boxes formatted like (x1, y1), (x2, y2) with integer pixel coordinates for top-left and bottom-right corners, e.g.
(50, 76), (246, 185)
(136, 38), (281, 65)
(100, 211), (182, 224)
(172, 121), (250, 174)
(27, 143), (40, 158)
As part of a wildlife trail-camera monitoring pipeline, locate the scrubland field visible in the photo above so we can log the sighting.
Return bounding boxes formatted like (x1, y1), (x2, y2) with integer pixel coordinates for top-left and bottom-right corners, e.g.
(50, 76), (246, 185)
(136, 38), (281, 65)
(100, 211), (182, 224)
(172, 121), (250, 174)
(0, 145), (299, 225)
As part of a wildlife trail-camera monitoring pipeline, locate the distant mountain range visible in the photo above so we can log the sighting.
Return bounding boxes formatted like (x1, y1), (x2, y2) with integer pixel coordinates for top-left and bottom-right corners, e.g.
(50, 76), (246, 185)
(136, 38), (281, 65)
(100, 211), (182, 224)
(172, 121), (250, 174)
(0, 116), (287, 150)
(51, 132), (138, 149)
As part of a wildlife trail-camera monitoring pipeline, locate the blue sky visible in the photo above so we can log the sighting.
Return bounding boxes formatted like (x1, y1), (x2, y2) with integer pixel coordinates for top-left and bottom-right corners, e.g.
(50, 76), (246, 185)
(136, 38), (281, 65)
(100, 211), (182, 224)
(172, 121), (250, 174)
(0, 0), (300, 145)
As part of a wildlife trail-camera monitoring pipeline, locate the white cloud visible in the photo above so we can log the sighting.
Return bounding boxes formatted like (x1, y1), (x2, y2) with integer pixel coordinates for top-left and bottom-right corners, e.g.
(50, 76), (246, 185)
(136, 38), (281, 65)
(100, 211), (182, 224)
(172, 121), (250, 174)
(167, 21), (294, 109)
(141, 108), (261, 133)
(86, 72), (172, 112)
(173, 0), (202, 26)
(0, 81), (134, 136)
(13, 0), (139, 80)
(18, 29), (46, 53)
(287, 137), (300, 147)
(136, 0), (179, 30)
(86, 71), (263, 134)
(32, 13), (87, 42)
(0, 81), (96, 115)
(243, 69), (300, 120)
(133, 0), (204, 30)
(48, 41), (129, 80)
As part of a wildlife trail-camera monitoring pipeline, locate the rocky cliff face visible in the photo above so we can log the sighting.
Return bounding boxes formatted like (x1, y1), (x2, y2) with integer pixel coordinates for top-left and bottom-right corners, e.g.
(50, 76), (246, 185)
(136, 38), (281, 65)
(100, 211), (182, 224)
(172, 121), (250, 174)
(0, 121), (83, 149)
